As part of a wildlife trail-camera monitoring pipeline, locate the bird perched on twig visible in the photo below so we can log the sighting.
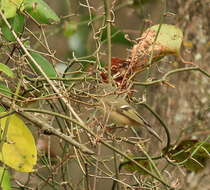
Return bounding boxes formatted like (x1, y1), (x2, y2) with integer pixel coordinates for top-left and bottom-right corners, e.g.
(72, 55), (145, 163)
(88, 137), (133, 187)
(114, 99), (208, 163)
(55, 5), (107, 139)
(98, 84), (162, 142)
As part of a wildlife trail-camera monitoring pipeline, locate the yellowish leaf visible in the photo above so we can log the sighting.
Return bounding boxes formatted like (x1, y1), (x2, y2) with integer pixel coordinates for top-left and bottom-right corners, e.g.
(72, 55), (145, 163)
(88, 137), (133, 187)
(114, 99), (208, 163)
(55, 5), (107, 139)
(0, 113), (37, 172)
(147, 24), (183, 55)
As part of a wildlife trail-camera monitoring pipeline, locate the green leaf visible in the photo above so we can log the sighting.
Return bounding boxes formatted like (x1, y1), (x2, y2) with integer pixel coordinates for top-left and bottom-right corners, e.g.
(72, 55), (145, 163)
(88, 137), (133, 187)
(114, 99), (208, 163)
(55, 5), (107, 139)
(0, 0), (23, 18)
(29, 51), (57, 77)
(0, 63), (14, 78)
(0, 106), (6, 112)
(23, 0), (60, 24)
(0, 167), (11, 190)
(101, 26), (133, 46)
(192, 142), (210, 158)
(0, 113), (37, 172)
(0, 82), (12, 97)
(1, 13), (25, 41)
(165, 140), (210, 172)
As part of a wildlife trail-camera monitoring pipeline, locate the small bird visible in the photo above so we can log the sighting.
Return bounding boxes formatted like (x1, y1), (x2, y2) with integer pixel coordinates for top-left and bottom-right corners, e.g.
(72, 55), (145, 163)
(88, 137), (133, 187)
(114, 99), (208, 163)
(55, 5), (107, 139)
(99, 84), (162, 142)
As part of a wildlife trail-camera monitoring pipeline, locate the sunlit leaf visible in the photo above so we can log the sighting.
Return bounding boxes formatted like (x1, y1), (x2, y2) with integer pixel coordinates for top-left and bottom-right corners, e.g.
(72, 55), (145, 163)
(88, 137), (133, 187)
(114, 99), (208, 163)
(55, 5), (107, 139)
(0, 0), (23, 18)
(0, 64), (14, 78)
(29, 51), (57, 77)
(23, 0), (60, 24)
(0, 167), (11, 190)
(0, 113), (37, 172)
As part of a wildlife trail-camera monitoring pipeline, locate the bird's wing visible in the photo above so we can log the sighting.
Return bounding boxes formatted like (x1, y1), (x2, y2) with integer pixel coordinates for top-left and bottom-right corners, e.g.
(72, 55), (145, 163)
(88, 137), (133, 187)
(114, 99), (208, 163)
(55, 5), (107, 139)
(117, 104), (145, 125)
(101, 95), (162, 141)
(118, 104), (162, 142)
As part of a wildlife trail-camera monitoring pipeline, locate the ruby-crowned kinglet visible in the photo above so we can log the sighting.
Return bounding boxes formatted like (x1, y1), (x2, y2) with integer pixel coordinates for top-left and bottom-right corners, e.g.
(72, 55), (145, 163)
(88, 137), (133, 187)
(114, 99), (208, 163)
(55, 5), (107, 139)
(98, 84), (162, 142)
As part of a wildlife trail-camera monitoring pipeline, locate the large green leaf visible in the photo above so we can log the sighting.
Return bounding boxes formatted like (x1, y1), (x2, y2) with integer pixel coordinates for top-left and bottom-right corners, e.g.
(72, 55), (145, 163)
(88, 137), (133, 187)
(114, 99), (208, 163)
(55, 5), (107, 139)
(23, 0), (60, 24)
(1, 12), (25, 41)
(29, 51), (57, 77)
